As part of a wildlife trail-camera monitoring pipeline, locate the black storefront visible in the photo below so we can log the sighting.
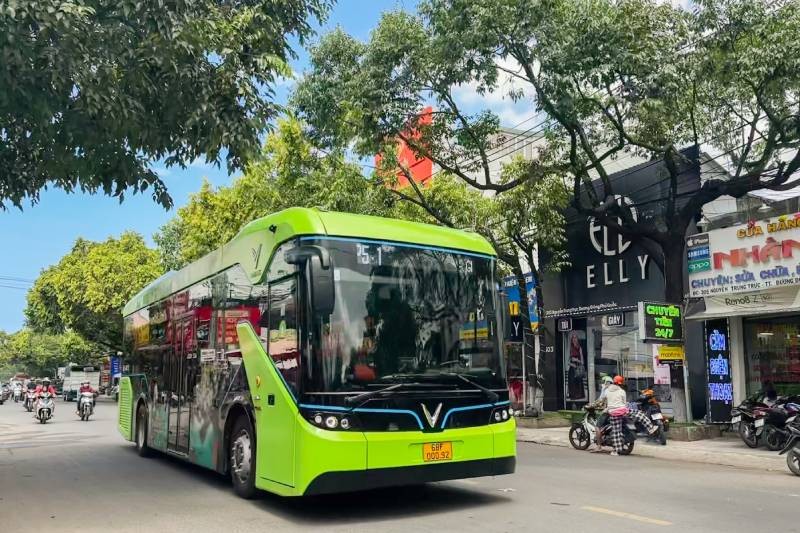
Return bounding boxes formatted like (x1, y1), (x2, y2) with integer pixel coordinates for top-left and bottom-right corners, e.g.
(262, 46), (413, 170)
(539, 156), (706, 420)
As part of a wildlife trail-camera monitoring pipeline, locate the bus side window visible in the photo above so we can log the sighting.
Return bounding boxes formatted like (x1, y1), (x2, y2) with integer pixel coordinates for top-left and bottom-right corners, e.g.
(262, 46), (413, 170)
(267, 277), (300, 395)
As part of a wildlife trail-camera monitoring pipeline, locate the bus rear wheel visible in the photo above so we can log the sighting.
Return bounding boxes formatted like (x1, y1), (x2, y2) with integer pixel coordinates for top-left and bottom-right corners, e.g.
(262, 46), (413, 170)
(135, 405), (152, 457)
(230, 416), (257, 499)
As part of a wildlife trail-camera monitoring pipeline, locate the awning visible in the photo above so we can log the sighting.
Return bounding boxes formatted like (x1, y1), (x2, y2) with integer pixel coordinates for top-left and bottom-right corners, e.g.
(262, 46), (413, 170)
(685, 286), (800, 320)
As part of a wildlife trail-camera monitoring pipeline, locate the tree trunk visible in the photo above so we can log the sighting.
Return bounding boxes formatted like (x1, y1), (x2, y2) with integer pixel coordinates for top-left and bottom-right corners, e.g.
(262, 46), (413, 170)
(662, 236), (686, 304)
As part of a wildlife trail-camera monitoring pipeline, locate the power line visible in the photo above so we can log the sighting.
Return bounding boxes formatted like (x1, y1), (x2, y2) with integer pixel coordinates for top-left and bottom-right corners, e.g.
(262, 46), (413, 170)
(0, 284), (30, 291)
(0, 276), (34, 284)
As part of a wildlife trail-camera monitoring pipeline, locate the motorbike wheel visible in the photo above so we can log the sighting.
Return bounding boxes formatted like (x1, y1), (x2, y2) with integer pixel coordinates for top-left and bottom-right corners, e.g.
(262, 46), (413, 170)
(765, 427), (788, 452)
(739, 422), (759, 448)
(619, 440), (635, 456)
(569, 424), (591, 450)
(39, 415), (46, 424)
(787, 450), (800, 476)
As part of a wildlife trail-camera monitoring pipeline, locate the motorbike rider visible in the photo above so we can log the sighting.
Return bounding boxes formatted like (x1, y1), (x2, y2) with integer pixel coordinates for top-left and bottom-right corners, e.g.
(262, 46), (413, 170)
(76, 381), (97, 414)
(606, 375), (659, 456)
(587, 375), (614, 451)
(34, 378), (57, 417)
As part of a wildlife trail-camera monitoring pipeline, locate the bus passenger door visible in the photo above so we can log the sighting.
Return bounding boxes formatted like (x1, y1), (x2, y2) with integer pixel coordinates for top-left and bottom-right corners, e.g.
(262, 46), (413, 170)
(237, 277), (298, 488)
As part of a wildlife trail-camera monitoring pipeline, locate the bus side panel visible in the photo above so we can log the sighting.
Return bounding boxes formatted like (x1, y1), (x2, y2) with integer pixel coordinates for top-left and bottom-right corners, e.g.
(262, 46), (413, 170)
(118, 377), (134, 441)
(188, 364), (226, 470)
(148, 398), (169, 451)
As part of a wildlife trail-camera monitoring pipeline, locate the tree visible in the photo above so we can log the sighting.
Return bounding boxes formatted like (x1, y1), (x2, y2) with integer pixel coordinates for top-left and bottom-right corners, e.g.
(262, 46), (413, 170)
(25, 232), (162, 350)
(0, 329), (100, 377)
(0, 0), (330, 209)
(156, 116), (396, 267)
(293, 0), (800, 304)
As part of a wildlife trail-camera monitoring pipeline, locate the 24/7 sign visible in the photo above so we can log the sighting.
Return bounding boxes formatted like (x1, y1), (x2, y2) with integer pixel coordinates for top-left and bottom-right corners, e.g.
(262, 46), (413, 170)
(637, 302), (683, 344)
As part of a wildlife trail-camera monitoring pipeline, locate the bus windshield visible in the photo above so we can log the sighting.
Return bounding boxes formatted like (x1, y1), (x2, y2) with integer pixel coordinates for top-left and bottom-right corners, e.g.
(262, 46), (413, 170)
(305, 238), (505, 394)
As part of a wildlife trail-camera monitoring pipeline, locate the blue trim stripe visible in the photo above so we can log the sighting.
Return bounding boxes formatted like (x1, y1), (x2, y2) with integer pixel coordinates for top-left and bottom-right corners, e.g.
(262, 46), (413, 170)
(299, 400), (510, 430)
(299, 235), (494, 260)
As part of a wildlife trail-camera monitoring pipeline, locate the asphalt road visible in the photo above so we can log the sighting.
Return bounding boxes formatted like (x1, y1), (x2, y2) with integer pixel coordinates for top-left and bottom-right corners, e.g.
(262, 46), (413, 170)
(1, 401), (798, 533)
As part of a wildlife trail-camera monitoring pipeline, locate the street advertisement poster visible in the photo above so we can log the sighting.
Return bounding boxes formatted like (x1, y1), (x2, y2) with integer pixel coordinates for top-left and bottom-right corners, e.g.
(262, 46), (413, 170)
(637, 301), (684, 343)
(650, 345), (672, 385)
(502, 273), (538, 331)
(564, 330), (588, 402)
(687, 212), (800, 299)
(705, 318), (733, 423)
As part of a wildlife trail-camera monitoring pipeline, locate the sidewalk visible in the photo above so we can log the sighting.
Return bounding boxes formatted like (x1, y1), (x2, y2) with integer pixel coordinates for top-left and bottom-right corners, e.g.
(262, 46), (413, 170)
(517, 426), (788, 472)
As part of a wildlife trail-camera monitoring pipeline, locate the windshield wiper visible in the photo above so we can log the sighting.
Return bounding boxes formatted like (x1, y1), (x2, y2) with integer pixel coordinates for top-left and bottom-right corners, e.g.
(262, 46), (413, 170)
(344, 383), (405, 408)
(445, 373), (499, 403)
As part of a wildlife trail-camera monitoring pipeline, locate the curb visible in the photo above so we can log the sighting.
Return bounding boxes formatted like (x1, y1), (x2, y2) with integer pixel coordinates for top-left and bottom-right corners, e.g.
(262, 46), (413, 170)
(516, 432), (788, 473)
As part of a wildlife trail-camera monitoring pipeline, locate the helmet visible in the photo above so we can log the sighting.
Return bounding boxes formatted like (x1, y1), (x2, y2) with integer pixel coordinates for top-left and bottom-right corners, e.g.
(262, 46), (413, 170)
(613, 375), (624, 385)
(601, 375), (613, 384)
(42, 378), (51, 384)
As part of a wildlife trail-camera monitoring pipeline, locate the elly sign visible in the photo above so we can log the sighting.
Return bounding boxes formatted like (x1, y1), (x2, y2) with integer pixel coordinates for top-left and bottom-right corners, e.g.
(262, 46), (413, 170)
(687, 213), (800, 298)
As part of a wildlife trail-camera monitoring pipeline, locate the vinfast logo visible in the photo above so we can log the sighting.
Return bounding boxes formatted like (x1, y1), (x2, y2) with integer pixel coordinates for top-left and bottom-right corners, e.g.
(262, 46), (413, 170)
(712, 238), (800, 269)
(588, 195), (637, 256)
(421, 402), (443, 428)
(251, 244), (263, 268)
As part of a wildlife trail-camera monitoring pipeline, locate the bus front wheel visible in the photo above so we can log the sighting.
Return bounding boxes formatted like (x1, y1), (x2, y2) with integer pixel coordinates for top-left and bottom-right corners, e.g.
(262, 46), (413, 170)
(230, 416), (257, 499)
(135, 405), (152, 457)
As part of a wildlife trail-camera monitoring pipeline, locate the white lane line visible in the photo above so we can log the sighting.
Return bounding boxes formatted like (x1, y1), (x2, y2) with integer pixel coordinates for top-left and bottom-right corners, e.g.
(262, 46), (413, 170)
(582, 506), (672, 526)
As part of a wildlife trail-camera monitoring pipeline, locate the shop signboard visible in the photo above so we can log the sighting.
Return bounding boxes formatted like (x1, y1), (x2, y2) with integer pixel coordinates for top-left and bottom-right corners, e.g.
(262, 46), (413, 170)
(605, 312), (625, 327)
(557, 318), (572, 332)
(687, 212), (800, 298)
(110, 356), (122, 378)
(502, 274), (538, 330)
(657, 345), (685, 366)
(637, 301), (684, 343)
(705, 318), (733, 423)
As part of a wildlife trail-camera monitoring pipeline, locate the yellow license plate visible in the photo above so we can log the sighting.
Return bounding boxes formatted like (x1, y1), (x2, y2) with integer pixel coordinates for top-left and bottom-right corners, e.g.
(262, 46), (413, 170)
(423, 441), (452, 462)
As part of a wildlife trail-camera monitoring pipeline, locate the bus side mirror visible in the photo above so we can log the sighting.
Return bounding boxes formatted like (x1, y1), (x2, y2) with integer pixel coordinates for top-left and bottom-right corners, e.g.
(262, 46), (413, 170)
(285, 245), (335, 318)
(309, 255), (335, 318)
(498, 291), (511, 341)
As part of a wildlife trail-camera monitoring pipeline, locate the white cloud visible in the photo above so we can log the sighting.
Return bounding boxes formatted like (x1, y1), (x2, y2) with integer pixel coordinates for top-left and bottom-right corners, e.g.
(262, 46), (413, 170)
(451, 56), (536, 128)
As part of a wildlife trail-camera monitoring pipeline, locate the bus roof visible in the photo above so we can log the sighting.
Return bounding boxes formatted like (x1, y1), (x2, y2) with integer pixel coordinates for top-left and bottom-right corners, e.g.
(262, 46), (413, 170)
(123, 207), (495, 316)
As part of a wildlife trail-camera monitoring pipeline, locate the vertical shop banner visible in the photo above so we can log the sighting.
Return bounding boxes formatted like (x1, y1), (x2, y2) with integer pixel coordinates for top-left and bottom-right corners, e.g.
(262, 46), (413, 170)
(706, 318), (733, 423)
(502, 274), (538, 331)
(110, 356), (122, 378)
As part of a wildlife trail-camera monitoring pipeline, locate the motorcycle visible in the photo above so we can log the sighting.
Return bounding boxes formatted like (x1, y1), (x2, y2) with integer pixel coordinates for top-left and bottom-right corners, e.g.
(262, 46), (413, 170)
(569, 406), (637, 455)
(629, 389), (668, 445)
(731, 394), (772, 448)
(23, 390), (35, 412)
(13, 387), (23, 403)
(78, 391), (95, 421)
(35, 392), (55, 424)
(778, 415), (800, 476)
(763, 399), (800, 452)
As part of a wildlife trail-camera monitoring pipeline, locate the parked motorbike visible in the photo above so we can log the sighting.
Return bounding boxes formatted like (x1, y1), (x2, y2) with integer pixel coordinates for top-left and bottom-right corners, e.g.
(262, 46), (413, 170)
(569, 406), (637, 455)
(78, 391), (95, 421)
(23, 390), (35, 412)
(778, 415), (800, 476)
(731, 394), (771, 448)
(629, 389), (668, 445)
(763, 399), (800, 452)
(35, 392), (54, 424)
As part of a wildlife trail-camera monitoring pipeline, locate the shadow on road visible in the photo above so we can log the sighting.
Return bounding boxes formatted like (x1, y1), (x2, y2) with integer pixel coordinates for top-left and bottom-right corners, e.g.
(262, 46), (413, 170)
(130, 446), (510, 525)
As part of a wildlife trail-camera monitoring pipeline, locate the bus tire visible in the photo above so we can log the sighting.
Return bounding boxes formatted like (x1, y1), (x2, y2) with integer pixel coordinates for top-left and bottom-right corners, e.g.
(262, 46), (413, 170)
(230, 416), (257, 499)
(135, 405), (152, 457)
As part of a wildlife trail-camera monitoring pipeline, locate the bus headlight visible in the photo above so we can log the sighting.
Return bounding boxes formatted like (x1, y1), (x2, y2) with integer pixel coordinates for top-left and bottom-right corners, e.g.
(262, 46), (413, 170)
(340, 417), (351, 430)
(313, 413), (324, 425)
(501, 409), (509, 420)
(324, 415), (339, 429)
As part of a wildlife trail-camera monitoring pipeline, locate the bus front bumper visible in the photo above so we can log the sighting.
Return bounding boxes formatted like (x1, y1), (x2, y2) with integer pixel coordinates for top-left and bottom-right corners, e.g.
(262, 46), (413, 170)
(299, 418), (516, 496)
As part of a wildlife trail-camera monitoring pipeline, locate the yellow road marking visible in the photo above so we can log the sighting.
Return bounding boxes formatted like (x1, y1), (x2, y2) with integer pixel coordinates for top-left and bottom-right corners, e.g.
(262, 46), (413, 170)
(581, 506), (672, 526)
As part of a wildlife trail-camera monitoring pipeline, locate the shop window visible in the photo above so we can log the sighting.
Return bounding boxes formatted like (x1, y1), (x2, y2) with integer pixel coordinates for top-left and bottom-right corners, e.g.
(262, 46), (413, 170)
(744, 317), (800, 397)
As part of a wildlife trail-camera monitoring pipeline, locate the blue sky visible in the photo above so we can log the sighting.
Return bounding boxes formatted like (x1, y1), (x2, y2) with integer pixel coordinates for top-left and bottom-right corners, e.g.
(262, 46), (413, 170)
(0, 0), (531, 332)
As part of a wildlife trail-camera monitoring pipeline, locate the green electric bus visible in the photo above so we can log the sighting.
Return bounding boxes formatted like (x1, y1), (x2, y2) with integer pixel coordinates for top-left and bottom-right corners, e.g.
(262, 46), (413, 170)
(118, 208), (515, 497)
